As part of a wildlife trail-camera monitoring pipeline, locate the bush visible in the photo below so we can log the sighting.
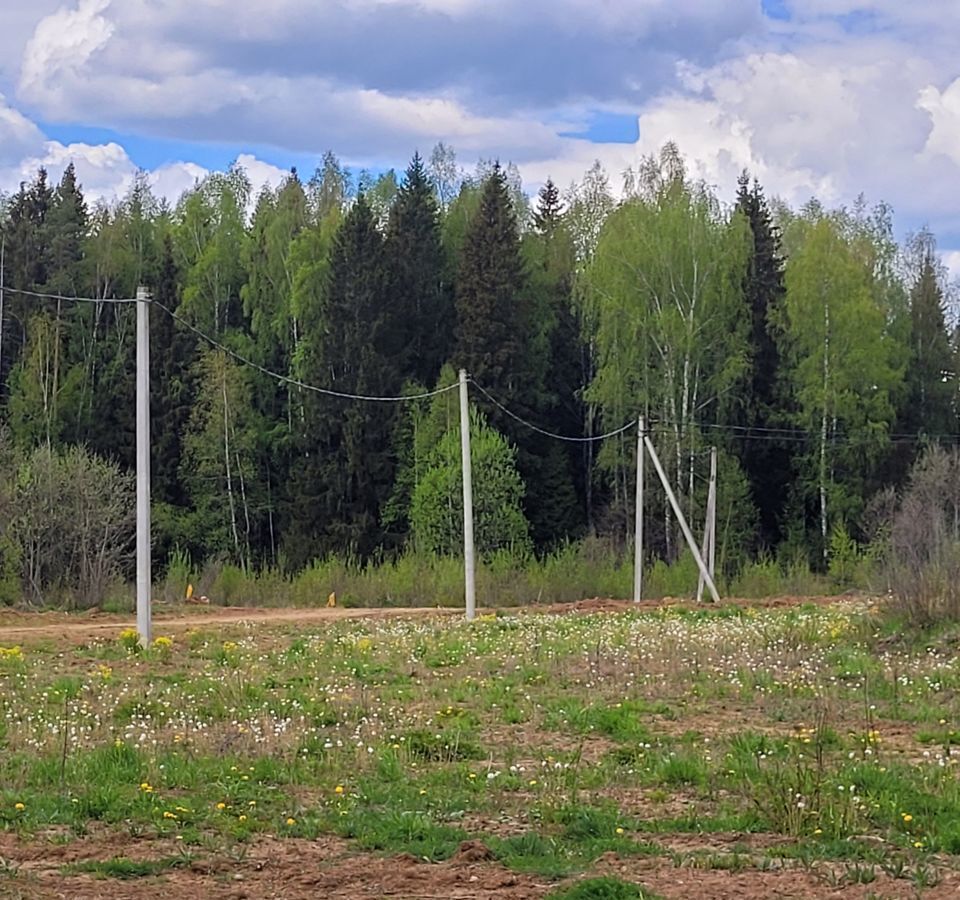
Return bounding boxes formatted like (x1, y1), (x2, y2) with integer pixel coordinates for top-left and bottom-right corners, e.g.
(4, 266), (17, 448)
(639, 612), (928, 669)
(885, 447), (960, 625)
(9, 445), (134, 608)
(410, 409), (532, 558)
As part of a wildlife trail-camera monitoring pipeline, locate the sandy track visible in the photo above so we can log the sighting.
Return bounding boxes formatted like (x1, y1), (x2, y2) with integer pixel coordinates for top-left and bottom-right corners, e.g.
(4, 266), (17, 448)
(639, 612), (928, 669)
(0, 594), (857, 645)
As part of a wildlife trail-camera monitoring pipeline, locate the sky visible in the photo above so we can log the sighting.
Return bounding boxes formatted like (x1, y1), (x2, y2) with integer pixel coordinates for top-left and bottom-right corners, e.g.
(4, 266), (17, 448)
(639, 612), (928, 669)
(1, 0), (959, 273)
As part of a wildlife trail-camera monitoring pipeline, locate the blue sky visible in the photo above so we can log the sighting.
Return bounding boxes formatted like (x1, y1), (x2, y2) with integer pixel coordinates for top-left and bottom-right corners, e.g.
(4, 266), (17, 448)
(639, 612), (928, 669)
(0, 0), (959, 274)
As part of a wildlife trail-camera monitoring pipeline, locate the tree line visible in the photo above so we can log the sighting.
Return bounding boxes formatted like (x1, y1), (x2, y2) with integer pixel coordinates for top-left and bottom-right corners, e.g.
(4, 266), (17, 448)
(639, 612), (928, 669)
(0, 141), (955, 589)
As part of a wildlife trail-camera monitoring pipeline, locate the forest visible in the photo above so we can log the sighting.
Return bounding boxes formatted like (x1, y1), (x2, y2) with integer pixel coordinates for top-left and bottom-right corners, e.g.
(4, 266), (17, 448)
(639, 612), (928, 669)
(0, 140), (955, 606)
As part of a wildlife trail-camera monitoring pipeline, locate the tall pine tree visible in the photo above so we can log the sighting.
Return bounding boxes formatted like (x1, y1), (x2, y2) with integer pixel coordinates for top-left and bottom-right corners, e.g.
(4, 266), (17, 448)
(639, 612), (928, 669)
(454, 163), (532, 410)
(906, 235), (953, 439)
(286, 194), (399, 566)
(735, 173), (792, 550)
(384, 153), (451, 387)
(522, 179), (585, 546)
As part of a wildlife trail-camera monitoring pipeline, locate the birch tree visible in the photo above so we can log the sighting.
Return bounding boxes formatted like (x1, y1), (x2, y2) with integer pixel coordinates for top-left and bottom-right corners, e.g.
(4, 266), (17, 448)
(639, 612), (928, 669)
(780, 211), (904, 559)
(182, 349), (257, 566)
(583, 144), (751, 551)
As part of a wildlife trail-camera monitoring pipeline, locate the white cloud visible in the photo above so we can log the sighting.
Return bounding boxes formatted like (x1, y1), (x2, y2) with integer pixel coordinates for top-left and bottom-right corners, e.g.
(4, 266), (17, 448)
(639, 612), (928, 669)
(0, 2), (64, 82)
(19, 0), (115, 115)
(232, 154), (290, 196)
(0, 92), (44, 168)
(148, 161), (207, 204)
(0, 106), (292, 209)
(918, 78), (960, 167)
(2, 0), (960, 250)
(15, 0), (756, 158)
(943, 250), (960, 281)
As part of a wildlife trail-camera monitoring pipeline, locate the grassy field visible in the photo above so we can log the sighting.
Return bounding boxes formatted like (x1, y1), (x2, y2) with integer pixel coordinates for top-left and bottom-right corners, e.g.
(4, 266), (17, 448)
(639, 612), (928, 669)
(1, 598), (960, 898)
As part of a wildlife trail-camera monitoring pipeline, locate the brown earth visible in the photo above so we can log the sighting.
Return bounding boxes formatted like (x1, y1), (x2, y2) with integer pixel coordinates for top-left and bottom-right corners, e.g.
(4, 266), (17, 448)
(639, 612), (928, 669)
(2, 831), (955, 899)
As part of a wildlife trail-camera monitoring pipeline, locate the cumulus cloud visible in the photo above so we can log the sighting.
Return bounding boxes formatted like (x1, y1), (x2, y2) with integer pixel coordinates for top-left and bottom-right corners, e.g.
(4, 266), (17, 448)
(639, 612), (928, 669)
(943, 250), (960, 283)
(918, 78), (960, 167)
(0, 95), (291, 208)
(17, 0), (758, 160)
(0, 93), (45, 167)
(3, 0), (960, 257)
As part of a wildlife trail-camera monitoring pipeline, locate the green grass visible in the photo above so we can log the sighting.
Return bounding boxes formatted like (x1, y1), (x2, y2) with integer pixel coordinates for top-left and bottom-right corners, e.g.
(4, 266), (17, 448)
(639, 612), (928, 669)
(546, 875), (662, 899)
(62, 856), (191, 879)
(1, 598), (959, 889)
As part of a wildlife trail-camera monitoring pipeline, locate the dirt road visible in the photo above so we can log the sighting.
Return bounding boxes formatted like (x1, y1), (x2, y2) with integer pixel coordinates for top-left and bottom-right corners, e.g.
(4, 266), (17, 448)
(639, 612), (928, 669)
(0, 594), (858, 645)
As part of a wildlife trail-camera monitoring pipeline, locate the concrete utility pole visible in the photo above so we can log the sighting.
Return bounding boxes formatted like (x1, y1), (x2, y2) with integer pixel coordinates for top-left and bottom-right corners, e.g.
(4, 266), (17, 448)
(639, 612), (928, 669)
(633, 417), (645, 602)
(0, 236), (5, 391)
(697, 447), (718, 603)
(136, 286), (152, 644)
(458, 369), (476, 621)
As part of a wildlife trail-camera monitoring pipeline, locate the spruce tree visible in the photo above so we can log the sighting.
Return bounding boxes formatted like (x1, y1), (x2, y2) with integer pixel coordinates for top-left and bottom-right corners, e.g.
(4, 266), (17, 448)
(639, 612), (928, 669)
(286, 194), (399, 566)
(46, 164), (87, 296)
(523, 179), (585, 546)
(454, 163), (531, 409)
(0, 170), (53, 407)
(532, 178), (563, 236)
(735, 173), (792, 549)
(903, 237), (954, 440)
(384, 152), (451, 386)
(151, 235), (195, 508)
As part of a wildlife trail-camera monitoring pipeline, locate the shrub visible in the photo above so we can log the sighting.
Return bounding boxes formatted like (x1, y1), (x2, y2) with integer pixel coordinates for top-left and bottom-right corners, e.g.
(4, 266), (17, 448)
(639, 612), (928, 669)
(885, 447), (960, 625)
(9, 444), (134, 608)
(410, 408), (532, 558)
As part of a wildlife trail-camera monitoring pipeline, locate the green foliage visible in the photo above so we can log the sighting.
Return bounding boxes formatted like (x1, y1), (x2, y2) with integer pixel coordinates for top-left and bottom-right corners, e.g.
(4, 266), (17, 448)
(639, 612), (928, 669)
(584, 144), (753, 553)
(0, 144), (951, 604)
(410, 409), (532, 558)
(384, 153), (452, 386)
(8, 444), (134, 607)
(63, 857), (191, 879)
(546, 877), (655, 899)
(733, 173), (793, 550)
(181, 348), (258, 566)
(644, 553), (701, 600)
(827, 522), (861, 587)
(780, 207), (905, 557)
(287, 193), (401, 565)
(454, 163), (534, 412)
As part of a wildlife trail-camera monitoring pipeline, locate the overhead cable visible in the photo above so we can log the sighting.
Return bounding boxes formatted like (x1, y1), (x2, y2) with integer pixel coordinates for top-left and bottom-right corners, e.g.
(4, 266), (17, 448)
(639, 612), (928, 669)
(151, 299), (459, 403)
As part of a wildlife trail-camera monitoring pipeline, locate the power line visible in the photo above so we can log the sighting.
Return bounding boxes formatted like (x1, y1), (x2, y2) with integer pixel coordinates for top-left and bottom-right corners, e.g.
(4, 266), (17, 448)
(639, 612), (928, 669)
(644, 421), (960, 448)
(7, 287), (960, 447)
(1, 286), (138, 304)
(469, 379), (637, 442)
(152, 299), (459, 403)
